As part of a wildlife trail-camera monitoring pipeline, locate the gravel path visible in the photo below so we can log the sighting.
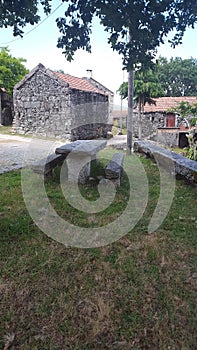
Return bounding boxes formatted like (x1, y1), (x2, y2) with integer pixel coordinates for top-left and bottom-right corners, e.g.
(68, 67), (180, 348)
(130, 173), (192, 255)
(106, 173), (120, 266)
(0, 134), (63, 174)
(0, 134), (127, 174)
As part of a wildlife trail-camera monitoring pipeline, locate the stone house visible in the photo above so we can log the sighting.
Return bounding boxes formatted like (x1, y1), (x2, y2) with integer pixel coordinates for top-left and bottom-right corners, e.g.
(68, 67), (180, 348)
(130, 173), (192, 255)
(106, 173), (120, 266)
(13, 63), (113, 140)
(112, 110), (127, 128)
(132, 96), (197, 147)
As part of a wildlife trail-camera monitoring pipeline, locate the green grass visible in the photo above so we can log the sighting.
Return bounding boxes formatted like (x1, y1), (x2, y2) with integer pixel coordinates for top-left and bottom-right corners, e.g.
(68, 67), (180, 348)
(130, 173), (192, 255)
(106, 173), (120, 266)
(0, 149), (197, 349)
(121, 128), (127, 135)
(0, 126), (65, 141)
(111, 126), (127, 136)
(0, 125), (13, 134)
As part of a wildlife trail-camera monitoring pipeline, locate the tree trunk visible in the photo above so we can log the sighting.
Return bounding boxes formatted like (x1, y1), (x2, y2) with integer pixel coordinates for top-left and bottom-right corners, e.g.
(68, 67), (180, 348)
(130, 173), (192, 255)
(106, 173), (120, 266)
(138, 98), (142, 140)
(126, 69), (135, 155)
(120, 96), (123, 131)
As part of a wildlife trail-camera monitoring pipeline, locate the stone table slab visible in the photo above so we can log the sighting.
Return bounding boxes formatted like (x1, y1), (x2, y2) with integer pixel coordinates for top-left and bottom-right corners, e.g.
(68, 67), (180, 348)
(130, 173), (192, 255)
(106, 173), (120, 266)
(55, 139), (107, 184)
(55, 139), (107, 156)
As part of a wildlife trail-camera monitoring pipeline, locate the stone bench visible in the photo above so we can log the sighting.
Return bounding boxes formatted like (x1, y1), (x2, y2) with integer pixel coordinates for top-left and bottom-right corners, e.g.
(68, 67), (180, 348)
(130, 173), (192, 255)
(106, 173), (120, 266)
(32, 153), (65, 176)
(105, 153), (124, 187)
(134, 140), (197, 184)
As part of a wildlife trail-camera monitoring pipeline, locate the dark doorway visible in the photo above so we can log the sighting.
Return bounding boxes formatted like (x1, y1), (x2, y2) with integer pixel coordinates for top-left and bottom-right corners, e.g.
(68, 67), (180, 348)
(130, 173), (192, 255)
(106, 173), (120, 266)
(179, 132), (189, 148)
(179, 131), (197, 148)
(1, 107), (13, 125)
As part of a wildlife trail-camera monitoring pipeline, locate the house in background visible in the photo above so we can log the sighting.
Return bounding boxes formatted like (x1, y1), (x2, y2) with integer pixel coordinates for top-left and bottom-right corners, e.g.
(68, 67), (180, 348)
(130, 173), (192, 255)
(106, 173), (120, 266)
(131, 96), (197, 147)
(0, 87), (13, 126)
(143, 96), (197, 147)
(143, 96), (197, 126)
(112, 110), (128, 128)
(13, 64), (113, 140)
(112, 96), (197, 147)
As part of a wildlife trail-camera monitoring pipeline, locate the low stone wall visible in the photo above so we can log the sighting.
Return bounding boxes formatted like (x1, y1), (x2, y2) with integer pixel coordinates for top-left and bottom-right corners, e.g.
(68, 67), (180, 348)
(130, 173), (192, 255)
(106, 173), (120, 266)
(134, 140), (197, 184)
(157, 128), (179, 147)
(132, 112), (165, 139)
(71, 123), (112, 141)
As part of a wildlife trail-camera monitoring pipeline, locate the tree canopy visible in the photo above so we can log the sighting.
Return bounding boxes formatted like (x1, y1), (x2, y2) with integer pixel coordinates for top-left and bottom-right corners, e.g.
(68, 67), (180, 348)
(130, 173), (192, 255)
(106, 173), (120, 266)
(118, 67), (164, 100)
(172, 101), (197, 119)
(0, 0), (51, 37)
(118, 67), (164, 138)
(0, 1), (197, 71)
(56, 0), (197, 71)
(157, 56), (197, 96)
(0, 48), (29, 95)
(1, 0), (197, 150)
(118, 57), (197, 100)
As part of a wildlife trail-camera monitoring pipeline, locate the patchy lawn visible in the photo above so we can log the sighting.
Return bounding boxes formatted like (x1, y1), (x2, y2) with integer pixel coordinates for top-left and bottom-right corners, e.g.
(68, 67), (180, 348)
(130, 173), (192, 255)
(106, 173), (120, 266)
(0, 149), (196, 349)
(0, 126), (13, 135)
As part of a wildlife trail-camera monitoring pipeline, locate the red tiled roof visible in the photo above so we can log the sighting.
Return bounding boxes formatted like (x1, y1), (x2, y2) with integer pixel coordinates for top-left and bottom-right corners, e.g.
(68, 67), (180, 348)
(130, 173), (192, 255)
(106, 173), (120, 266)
(144, 96), (197, 113)
(112, 110), (128, 118)
(54, 72), (107, 95)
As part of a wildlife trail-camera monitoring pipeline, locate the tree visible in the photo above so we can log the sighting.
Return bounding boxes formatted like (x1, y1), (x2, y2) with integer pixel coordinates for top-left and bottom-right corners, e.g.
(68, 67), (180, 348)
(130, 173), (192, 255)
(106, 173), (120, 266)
(55, 0), (197, 153)
(185, 129), (197, 161)
(118, 67), (164, 100)
(118, 67), (164, 139)
(134, 69), (164, 139)
(0, 0), (51, 37)
(158, 56), (197, 96)
(0, 48), (29, 95)
(172, 101), (197, 119)
(1, 0), (197, 152)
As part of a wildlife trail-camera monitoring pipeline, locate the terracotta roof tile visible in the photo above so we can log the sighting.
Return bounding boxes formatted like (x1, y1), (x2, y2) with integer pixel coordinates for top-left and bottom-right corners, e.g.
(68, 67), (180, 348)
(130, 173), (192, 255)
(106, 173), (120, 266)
(112, 110), (128, 118)
(54, 72), (107, 95)
(144, 96), (197, 113)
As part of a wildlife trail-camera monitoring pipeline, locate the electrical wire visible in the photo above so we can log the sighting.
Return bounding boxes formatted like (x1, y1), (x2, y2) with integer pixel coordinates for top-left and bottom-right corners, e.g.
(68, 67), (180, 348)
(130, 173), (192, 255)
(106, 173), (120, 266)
(0, 2), (64, 46)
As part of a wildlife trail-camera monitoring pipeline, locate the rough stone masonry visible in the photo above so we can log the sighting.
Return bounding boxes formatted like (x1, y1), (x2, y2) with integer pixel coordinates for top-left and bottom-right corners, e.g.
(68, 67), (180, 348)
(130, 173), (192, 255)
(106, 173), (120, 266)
(13, 64), (112, 140)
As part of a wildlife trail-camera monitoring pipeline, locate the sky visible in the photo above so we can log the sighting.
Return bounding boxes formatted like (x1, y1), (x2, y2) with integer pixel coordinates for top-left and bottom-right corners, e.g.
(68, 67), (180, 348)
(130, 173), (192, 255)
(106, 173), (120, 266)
(0, 0), (197, 107)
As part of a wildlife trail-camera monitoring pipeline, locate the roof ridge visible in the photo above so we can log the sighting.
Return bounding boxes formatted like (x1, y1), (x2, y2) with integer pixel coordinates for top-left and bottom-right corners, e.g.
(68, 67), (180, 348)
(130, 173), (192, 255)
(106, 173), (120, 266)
(143, 96), (197, 113)
(14, 64), (109, 96)
(82, 77), (114, 94)
(54, 71), (107, 95)
(14, 64), (68, 90)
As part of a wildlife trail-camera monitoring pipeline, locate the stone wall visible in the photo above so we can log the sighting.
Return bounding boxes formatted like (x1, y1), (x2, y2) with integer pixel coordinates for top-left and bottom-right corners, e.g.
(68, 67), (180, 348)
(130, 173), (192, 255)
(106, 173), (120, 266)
(13, 68), (71, 138)
(157, 128), (179, 147)
(132, 112), (165, 139)
(70, 91), (112, 140)
(86, 77), (114, 124)
(13, 65), (111, 140)
(132, 112), (184, 142)
(71, 123), (112, 141)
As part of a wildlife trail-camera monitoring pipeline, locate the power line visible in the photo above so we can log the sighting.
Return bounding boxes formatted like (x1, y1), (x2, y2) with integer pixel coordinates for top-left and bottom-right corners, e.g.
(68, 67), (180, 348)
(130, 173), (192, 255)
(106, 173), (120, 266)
(0, 2), (64, 46)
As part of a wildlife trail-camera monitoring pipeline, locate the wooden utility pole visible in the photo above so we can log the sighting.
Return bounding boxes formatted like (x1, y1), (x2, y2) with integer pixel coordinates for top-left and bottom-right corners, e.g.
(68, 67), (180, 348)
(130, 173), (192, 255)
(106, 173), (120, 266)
(126, 29), (135, 155)
(126, 69), (135, 155)
(0, 91), (2, 125)
(120, 95), (123, 131)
